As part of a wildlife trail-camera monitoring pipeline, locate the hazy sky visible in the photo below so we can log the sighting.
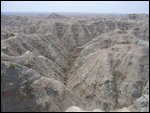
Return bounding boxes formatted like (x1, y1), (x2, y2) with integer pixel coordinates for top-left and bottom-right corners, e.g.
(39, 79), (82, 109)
(1, 1), (149, 14)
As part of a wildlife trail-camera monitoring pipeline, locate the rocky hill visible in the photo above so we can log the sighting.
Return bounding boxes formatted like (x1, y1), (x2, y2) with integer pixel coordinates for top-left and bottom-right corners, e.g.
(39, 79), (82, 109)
(47, 13), (67, 20)
(1, 13), (149, 112)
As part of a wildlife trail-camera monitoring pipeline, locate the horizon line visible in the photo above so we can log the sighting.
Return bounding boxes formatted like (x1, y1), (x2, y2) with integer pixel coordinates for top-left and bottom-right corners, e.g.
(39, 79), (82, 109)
(1, 12), (149, 15)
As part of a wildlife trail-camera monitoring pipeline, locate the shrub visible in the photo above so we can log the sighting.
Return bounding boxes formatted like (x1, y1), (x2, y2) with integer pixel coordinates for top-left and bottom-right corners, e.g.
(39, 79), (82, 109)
(64, 74), (70, 85)
(112, 69), (122, 77)
(6, 33), (15, 38)
(128, 62), (132, 66)
(9, 63), (16, 69)
(24, 80), (34, 98)
(10, 33), (15, 37)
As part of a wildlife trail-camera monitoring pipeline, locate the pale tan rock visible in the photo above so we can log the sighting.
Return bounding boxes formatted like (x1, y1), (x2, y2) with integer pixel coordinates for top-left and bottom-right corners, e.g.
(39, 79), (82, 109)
(1, 13), (149, 112)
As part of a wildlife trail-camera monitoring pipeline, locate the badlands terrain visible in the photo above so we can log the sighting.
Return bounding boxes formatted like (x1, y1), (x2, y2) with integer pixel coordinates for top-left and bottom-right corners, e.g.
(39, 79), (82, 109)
(1, 13), (149, 112)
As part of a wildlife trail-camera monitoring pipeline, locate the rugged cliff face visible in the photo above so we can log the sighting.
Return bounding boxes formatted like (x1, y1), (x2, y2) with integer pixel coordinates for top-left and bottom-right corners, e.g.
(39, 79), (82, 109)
(1, 13), (149, 112)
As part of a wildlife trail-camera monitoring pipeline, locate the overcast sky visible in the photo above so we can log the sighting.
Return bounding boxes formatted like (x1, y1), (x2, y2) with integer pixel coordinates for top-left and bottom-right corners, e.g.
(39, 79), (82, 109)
(1, 1), (149, 14)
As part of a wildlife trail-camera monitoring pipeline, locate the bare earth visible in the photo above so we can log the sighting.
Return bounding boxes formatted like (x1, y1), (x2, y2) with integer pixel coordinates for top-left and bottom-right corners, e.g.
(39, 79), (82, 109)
(1, 13), (149, 112)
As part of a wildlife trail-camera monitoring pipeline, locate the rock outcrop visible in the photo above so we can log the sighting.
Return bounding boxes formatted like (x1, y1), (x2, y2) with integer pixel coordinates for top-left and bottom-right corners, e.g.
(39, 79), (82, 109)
(1, 13), (149, 112)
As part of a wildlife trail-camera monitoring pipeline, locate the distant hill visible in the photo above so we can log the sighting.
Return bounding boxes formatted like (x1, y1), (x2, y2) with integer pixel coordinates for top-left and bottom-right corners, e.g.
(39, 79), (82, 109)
(47, 13), (66, 19)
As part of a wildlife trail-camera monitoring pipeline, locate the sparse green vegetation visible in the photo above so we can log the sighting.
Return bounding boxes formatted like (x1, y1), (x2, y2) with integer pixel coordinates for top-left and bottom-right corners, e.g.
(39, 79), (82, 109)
(113, 59), (121, 67)
(10, 33), (15, 37)
(63, 61), (73, 85)
(24, 62), (32, 68)
(6, 33), (15, 38)
(9, 63), (16, 69)
(112, 69), (123, 78)
(105, 79), (110, 84)
(1, 72), (6, 76)
(24, 79), (34, 98)
(121, 40), (130, 44)
(128, 61), (132, 66)
(64, 72), (71, 85)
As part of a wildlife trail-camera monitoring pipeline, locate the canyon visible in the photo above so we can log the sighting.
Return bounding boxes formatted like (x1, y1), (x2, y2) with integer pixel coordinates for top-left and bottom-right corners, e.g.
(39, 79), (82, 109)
(1, 13), (149, 112)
